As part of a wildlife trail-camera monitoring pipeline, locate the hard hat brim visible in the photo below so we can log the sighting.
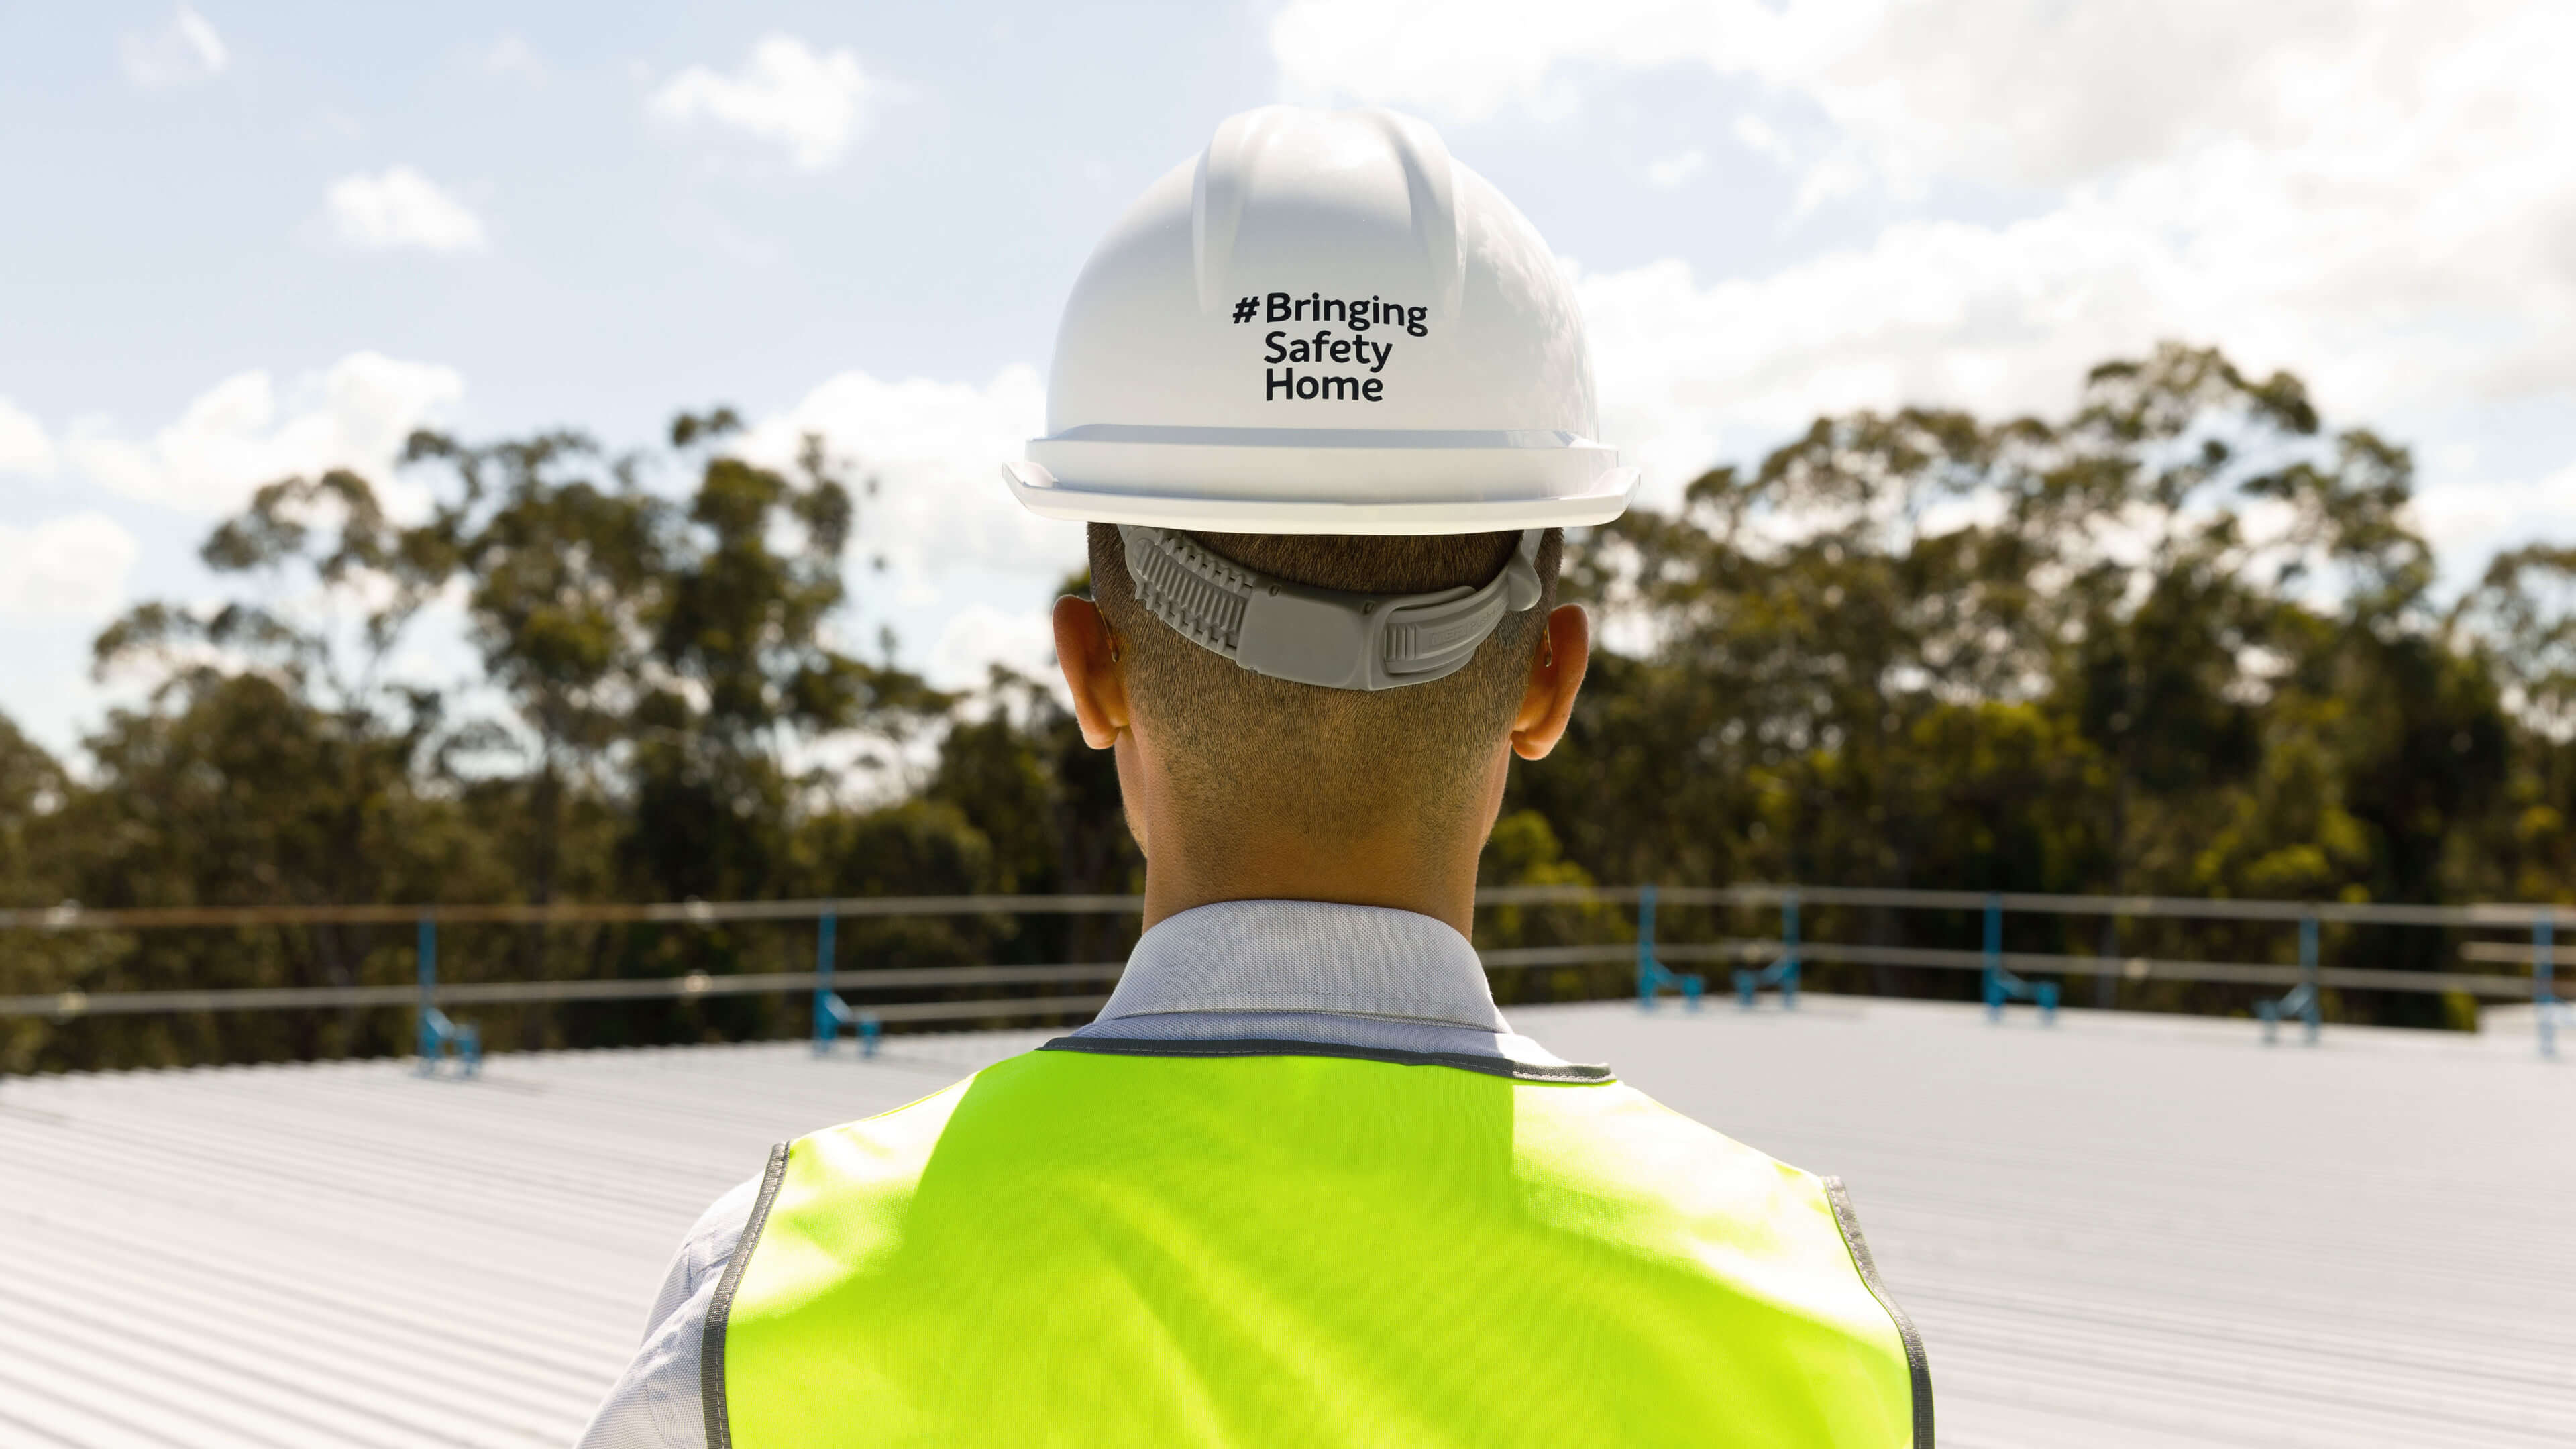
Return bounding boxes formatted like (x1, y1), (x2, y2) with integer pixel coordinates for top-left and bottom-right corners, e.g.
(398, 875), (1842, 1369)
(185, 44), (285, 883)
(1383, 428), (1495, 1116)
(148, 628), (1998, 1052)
(1005, 431), (1637, 535)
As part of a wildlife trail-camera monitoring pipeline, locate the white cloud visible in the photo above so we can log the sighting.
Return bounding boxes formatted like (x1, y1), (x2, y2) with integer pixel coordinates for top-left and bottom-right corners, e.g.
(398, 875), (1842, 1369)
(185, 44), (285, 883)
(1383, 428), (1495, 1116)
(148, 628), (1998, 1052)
(64, 352), (462, 515)
(649, 35), (881, 171)
(482, 34), (544, 83)
(1271, 1), (2571, 219)
(928, 604), (1061, 692)
(1271, 1), (2500, 189)
(734, 365), (1079, 696)
(0, 514), (138, 619)
(1731, 115), (1791, 168)
(1271, 1), (2576, 557)
(325, 167), (488, 254)
(735, 365), (1068, 585)
(1575, 3), (2576, 485)
(1575, 210), (2191, 497)
(0, 397), (54, 476)
(1644, 149), (1705, 189)
(2411, 462), (2576, 575)
(121, 5), (229, 90)
(1270, 0), (1738, 121)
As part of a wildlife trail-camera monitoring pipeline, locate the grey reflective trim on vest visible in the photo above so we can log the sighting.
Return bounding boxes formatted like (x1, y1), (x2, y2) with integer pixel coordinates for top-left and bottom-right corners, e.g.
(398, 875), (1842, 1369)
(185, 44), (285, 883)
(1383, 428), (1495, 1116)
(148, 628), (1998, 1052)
(702, 1141), (792, 1449)
(1040, 1033), (1615, 1083)
(1823, 1176), (1935, 1449)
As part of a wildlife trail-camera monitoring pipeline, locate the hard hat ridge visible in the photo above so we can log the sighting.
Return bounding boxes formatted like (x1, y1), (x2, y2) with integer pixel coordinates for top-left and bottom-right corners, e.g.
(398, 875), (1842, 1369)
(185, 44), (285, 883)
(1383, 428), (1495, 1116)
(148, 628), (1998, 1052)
(1190, 107), (1463, 327)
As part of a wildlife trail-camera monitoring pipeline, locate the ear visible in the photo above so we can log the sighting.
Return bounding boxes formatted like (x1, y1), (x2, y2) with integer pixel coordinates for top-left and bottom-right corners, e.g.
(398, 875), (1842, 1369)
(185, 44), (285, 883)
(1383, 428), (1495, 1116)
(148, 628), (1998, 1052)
(1054, 595), (1130, 750)
(1508, 604), (1589, 761)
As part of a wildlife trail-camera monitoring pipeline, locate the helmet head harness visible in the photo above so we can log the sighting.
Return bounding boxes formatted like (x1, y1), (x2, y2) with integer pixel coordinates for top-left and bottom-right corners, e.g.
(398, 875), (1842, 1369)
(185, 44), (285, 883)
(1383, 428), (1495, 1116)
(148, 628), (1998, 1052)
(1118, 525), (1543, 692)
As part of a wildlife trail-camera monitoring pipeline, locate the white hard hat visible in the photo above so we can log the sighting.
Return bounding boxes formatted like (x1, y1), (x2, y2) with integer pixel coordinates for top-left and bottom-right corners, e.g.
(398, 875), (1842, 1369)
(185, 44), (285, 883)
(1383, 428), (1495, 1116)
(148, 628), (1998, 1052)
(1002, 105), (1635, 536)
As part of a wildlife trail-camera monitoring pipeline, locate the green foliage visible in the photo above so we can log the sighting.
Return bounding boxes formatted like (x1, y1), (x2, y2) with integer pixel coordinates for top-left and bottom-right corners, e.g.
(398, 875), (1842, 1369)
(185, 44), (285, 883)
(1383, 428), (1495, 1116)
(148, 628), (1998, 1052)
(9, 415), (986, 1070)
(1475, 810), (1627, 1007)
(5, 346), (2573, 1069)
(19, 672), (468, 1069)
(1528, 342), (2555, 1018)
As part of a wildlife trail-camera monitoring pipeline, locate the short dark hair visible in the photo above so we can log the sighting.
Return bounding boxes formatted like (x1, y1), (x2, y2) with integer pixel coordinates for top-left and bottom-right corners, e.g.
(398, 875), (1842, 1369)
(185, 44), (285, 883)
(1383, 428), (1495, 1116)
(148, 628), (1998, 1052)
(1087, 524), (1563, 845)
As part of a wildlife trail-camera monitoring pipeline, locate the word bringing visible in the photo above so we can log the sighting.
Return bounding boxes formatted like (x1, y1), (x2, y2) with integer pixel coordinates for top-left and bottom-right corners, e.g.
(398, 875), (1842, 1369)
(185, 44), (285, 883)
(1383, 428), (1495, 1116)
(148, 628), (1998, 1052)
(1256, 292), (1428, 335)
(1234, 292), (1428, 405)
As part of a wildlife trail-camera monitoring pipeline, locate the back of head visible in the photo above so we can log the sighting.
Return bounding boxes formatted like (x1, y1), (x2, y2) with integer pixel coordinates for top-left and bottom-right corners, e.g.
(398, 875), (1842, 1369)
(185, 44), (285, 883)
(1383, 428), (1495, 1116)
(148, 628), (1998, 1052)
(1004, 105), (1630, 847)
(1089, 525), (1562, 846)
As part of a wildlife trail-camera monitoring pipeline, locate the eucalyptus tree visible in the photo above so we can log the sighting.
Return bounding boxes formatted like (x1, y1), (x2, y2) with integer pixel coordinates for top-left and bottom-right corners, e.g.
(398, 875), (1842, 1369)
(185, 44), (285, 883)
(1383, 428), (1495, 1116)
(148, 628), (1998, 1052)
(396, 427), (666, 907)
(68, 470), (459, 1043)
(623, 414), (945, 906)
(2445, 545), (2576, 903)
(1536, 343), (2508, 1011)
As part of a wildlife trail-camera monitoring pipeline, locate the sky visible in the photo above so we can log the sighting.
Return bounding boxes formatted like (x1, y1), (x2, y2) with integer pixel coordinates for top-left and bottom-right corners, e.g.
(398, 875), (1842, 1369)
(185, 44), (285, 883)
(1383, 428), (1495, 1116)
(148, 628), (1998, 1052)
(3, 1), (2573, 761)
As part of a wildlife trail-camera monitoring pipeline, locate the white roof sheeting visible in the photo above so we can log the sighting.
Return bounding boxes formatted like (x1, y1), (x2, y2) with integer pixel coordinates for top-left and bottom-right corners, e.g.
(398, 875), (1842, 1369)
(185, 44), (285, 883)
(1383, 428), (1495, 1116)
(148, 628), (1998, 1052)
(1, 998), (2567, 1448)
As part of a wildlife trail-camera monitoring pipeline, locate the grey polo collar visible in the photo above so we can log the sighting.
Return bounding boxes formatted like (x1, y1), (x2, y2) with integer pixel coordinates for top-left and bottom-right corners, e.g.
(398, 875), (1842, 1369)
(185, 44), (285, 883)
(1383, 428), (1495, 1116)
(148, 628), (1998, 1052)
(1092, 898), (1508, 1031)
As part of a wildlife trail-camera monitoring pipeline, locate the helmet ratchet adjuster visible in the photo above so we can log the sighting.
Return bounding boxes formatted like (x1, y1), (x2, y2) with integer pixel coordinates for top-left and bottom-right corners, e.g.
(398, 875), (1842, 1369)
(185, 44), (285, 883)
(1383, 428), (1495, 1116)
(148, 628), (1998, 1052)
(1117, 525), (1542, 692)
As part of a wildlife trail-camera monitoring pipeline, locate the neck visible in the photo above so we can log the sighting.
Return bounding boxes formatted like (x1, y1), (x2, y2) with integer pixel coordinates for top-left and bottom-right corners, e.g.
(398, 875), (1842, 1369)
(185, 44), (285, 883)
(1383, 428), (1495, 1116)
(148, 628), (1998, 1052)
(1124, 740), (1501, 935)
(1140, 820), (1484, 935)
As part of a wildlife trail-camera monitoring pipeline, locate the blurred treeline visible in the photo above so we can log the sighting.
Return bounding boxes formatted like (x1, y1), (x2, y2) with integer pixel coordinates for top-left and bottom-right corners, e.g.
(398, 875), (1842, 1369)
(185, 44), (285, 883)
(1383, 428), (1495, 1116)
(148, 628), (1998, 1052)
(5, 346), (2572, 1071)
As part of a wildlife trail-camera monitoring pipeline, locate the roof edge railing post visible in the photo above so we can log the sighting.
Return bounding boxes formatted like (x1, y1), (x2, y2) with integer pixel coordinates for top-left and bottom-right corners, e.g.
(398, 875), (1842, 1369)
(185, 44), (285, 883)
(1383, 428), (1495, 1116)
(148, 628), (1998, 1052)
(1735, 890), (1798, 1010)
(813, 912), (838, 1057)
(1635, 883), (1703, 1012)
(1978, 892), (2054, 1024)
(413, 914), (480, 1079)
(1780, 890), (1799, 1010)
(2260, 912), (2321, 1047)
(415, 915), (436, 1077)
(1983, 893), (2003, 1023)
(2300, 914), (2321, 1046)
(813, 943), (881, 1062)
(2536, 915), (2557, 1061)
(1636, 883), (1658, 1011)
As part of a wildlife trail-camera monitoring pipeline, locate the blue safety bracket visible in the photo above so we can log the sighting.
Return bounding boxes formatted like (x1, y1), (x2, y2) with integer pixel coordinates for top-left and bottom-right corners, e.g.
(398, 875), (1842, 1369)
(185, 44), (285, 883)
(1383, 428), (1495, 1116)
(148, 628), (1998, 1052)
(817, 993), (881, 1057)
(1982, 893), (2057, 1024)
(415, 915), (481, 1079)
(1735, 890), (1800, 1009)
(812, 914), (881, 1059)
(1635, 884), (1703, 1011)
(2258, 914), (2322, 1046)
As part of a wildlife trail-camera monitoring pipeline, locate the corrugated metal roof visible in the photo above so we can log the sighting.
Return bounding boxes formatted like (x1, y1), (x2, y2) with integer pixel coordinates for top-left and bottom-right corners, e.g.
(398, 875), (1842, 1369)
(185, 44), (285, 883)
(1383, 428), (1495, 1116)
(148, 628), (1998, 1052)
(1, 998), (2567, 1447)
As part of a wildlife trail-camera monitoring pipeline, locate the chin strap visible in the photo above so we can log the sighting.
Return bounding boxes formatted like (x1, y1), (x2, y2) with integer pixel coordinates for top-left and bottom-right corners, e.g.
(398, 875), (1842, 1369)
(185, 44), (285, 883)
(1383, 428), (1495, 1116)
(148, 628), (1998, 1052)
(1117, 526), (1543, 692)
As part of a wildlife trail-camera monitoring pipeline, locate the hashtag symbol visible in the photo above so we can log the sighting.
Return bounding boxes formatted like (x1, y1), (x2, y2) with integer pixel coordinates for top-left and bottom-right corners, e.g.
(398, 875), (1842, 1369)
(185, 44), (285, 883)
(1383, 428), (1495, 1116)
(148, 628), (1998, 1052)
(1232, 296), (1258, 323)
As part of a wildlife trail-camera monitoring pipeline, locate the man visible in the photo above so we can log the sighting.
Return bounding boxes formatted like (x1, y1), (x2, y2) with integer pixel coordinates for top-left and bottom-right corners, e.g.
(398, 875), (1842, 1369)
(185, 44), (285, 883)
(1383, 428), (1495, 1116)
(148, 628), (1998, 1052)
(580, 105), (1929, 1448)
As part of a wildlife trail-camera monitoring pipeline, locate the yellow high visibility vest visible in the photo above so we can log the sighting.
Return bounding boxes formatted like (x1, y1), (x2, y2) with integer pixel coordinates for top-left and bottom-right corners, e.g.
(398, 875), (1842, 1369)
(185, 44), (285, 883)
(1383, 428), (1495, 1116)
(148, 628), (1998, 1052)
(706, 1042), (1931, 1447)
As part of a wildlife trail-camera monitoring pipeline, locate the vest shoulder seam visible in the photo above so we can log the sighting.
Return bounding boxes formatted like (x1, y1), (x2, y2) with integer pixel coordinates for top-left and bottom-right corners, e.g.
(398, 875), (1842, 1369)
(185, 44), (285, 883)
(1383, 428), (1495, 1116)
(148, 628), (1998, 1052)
(1823, 1175), (1935, 1448)
(1038, 1034), (1615, 1083)
(702, 1140), (792, 1449)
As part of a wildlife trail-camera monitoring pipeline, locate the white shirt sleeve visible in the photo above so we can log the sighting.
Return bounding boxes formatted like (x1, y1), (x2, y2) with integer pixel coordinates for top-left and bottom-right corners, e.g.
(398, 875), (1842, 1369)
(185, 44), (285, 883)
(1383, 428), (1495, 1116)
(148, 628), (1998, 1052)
(573, 1175), (763, 1449)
